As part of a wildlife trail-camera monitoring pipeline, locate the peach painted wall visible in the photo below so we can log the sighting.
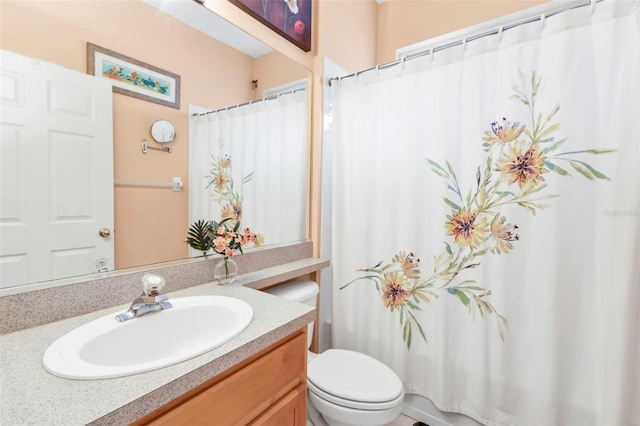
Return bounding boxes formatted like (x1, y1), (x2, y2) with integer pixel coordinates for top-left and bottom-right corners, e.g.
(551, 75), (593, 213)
(254, 51), (310, 98)
(376, 0), (550, 63)
(316, 0), (379, 74)
(0, 0), (300, 271)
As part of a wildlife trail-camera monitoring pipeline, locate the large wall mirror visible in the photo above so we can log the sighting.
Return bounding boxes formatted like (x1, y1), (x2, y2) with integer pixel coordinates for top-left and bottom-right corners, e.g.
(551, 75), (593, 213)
(0, 0), (311, 293)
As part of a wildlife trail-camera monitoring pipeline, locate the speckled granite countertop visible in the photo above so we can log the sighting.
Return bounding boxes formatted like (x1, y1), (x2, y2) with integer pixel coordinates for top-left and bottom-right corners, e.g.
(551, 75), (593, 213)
(0, 283), (315, 425)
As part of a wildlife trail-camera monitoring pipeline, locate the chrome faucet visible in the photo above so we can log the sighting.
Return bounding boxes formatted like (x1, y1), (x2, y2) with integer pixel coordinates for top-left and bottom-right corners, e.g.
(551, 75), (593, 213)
(115, 274), (172, 322)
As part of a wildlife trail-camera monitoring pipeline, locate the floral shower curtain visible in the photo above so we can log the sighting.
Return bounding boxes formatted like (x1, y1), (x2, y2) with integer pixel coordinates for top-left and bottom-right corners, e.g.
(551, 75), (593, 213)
(189, 90), (308, 252)
(331, 1), (639, 425)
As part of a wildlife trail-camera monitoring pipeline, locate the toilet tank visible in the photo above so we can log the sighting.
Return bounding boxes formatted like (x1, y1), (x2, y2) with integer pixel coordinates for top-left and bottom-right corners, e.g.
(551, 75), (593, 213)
(264, 280), (319, 349)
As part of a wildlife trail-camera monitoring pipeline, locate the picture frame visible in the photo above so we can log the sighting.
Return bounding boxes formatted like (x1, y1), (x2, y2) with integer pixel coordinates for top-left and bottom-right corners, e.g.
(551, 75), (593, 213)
(229, 0), (312, 52)
(87, 42), (180, 109)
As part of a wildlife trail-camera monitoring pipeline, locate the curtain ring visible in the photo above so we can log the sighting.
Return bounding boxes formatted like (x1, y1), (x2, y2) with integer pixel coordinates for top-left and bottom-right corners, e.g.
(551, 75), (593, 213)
(540, 13), (546, 26)
(589, 0), (596, 14)
(430, 48), (435, 62)
(376, 64), (380, 75)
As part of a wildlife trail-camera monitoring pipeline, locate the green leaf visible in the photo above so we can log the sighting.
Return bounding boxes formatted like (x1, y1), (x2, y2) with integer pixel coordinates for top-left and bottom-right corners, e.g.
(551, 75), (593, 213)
(545, 103), (560, 122)
(577, 161), (611, 180)
(545, 161), (571, 176)
(556, 148), (616, 156)
(524, 128), (533, 140)
(583, 148), (616, 155)
(531, 70), (539, 96)
(368, 260), (384, 269)
(569, 160), (611, 180)
(458, 285), (485, 291)
(426, 159), (449, 177)
(447, 184), (460, 197)
(443, 197), (460, 210)
(185, 220), (212, 251)
(446, 160), (458, 181)
(471, 248), (488, 258)
(476, 187), (487, 208)
(339, 275), (381, 290)
(500, 315), (509, 328)
(415, 291), (434, 304)
(538, 123), (560, 140)
(445, 242), (453, 255)
(406, 300), (420, 310)
(462, 262), (480, 270)
(543, 137), (567, 154)
(403, 319), (411, 348)
(452, 289), (471, 305)
(412, 314), (428, 344)
(520, 181), (548, 196)
(538, 137), (555, 144)
(242, 172), (253, 183)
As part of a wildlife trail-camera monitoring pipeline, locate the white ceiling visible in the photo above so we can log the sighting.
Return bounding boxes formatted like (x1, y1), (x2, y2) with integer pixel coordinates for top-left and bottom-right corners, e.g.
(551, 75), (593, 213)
(144, 0), (273, 58)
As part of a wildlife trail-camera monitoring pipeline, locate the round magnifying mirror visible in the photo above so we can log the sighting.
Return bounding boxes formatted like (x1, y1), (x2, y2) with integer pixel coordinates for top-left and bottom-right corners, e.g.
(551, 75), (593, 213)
(150, 119), (176, 144)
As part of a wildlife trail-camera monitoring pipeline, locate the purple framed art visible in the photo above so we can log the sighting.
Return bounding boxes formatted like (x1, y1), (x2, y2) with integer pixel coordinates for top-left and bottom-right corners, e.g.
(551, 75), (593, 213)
(229, 0), (312, 52)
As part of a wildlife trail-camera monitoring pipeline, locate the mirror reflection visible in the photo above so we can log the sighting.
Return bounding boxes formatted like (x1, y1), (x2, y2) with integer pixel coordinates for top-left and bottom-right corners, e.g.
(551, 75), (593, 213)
(0, 0), (310, 292)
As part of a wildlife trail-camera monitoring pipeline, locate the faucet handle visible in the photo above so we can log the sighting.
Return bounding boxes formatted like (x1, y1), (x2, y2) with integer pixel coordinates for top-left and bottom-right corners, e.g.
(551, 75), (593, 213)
(142, 274), (166, 296)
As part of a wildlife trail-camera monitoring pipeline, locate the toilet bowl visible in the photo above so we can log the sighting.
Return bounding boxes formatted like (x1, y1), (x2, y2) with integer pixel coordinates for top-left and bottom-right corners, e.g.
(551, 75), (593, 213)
(265, 280), (404, 426)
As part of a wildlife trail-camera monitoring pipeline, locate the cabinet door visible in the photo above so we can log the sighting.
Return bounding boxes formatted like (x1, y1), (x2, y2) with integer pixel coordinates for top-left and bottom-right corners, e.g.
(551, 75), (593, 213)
(251, 384), (306, 426)
(139, 331), (306, 425)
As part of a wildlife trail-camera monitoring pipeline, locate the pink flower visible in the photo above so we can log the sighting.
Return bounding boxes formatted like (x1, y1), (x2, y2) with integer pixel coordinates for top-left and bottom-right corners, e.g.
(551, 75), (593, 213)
(213, 236), (228, 253)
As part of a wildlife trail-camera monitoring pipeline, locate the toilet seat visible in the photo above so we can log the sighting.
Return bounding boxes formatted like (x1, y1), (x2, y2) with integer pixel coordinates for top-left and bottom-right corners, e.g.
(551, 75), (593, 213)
(307, 349), (404, 410)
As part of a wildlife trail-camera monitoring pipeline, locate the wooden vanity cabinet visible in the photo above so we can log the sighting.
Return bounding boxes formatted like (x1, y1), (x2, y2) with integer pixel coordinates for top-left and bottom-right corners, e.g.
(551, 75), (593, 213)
(134, 328), (307, 426)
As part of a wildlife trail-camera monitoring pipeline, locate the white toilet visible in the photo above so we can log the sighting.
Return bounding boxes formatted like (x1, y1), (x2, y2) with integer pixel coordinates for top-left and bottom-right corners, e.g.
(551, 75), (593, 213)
(265, 280), (405, 426)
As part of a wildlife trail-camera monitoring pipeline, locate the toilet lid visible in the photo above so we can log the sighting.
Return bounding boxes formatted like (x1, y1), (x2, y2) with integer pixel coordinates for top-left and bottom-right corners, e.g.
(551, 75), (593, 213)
(307, 349), (403, 407)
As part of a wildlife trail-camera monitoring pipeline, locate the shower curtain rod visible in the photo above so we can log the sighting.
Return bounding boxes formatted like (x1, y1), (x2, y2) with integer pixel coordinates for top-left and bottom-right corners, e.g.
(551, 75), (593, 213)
(192, 87), (306, 117)
(329, 0), (600, 85)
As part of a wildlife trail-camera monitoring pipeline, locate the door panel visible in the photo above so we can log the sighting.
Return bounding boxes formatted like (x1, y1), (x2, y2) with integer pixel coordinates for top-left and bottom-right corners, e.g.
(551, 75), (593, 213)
(0, 49), (114, 289)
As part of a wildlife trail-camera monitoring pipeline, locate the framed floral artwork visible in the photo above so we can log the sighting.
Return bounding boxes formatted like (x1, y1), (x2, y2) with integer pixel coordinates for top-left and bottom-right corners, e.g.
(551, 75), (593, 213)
(229, 0), (312, 52)
(86, 42), (180, 109)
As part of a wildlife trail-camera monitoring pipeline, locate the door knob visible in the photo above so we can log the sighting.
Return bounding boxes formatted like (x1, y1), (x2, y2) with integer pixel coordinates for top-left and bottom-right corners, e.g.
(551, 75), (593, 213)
(99, 228), (111, 238)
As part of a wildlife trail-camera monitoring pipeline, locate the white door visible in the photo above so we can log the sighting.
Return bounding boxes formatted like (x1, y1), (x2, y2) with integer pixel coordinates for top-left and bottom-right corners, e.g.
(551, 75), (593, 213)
(0, 49), (114, 289)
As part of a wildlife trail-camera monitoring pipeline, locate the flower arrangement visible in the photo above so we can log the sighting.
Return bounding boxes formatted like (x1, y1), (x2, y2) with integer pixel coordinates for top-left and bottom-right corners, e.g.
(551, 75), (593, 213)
(185, 218), (259, 258)
(186, 217), (260, 283)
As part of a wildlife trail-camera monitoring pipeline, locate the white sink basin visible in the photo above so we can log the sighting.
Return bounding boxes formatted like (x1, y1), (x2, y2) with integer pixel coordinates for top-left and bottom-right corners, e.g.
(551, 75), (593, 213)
(43, 295), (253, 380)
